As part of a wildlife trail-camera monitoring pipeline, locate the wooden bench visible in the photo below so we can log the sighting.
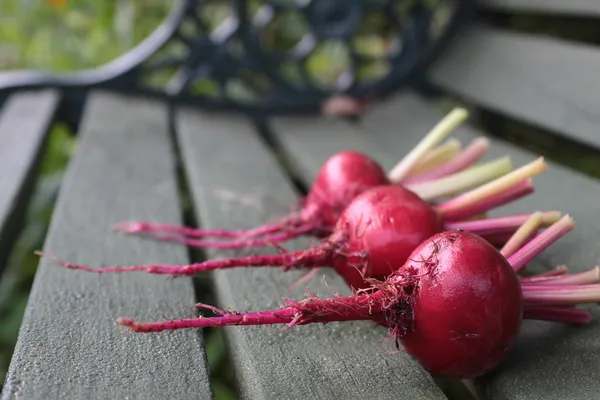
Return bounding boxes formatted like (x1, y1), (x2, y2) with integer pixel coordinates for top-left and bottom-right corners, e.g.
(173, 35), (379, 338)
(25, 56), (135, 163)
(2, 2), (600, 399)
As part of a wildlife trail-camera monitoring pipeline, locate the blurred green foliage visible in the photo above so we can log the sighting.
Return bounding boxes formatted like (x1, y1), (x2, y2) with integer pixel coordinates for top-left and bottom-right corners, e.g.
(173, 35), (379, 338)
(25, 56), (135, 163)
(0, 0), (168, 71)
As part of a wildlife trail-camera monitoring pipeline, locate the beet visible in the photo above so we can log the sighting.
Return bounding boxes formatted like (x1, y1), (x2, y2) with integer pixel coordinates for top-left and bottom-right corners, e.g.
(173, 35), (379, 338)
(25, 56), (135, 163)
(396, 231), (522, 378)
(295, 150), (392, 237)
(328, 185), (442, 289)
(113, 108), (509, 250)
(111, 216), (600, 379)
(38, 158), (553, 291)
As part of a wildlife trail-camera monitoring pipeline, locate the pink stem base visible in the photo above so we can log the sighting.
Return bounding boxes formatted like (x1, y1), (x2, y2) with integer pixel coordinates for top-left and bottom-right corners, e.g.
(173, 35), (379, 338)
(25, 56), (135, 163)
(508, 216), (574, 272)
(444, 212), (559, 236)
(520, 267), (599, 286)
(520, 266), (569, 282)
(522, 284), (600, 305)
(437, 179), (534, 221)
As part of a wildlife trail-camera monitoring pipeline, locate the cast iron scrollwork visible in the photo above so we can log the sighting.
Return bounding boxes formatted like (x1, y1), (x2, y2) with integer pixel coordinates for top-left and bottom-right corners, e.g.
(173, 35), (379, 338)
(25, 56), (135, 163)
(0, 0), (474, 115)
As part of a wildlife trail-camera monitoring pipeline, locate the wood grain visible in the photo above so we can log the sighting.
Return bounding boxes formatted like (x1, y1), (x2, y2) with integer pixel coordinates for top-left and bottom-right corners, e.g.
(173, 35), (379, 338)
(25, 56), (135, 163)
(428, 26), (600, 150)
(2, 92), (212, 400)
(175, 107), (446, 400)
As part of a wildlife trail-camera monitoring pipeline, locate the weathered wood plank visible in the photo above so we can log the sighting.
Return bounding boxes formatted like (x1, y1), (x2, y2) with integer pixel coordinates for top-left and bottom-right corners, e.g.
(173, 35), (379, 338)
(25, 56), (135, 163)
(175, 108), (446, 400)
(2, 92), (212, 400)
(268, 117), (396, 182)
(480, 0), (600, 17)
(427, 26), (600, 150)
(0, 90), (59, 273)
(362, 92), (600, 400)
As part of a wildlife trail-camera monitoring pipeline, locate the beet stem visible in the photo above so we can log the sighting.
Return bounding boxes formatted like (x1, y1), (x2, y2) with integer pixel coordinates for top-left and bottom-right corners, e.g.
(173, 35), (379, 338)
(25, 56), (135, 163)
(408, 156), (513, 201)
(388, 107), (469, 183)
(116, 293), (384, 333)
(521, 267), (600, 286)
(405, 137), (490, 184)
(523, 306), (591, 325)
(508, 215), (575, 272)
(522, 284), (600, 305)
(435, 157), (547, 219)
(446, 211), (560, 238)
(440, 179), (534, 221)
(519, 265), (570, 282)
(406, 138), (462, 179)
(35, 243), (332, 276)
(500, 212), (545, 258)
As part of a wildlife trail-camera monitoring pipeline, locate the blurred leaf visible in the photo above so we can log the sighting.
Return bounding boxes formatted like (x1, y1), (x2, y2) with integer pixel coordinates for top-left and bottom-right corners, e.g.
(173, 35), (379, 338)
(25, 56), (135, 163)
(205, 329), (227, 371)
(213, 381), (237, 400)
(190, 79), (221, 97)
(40, 123), (75, 174)
(0, 0), (169, 72)
(305, 40), (351, 88)
(0, 294), (28, 343)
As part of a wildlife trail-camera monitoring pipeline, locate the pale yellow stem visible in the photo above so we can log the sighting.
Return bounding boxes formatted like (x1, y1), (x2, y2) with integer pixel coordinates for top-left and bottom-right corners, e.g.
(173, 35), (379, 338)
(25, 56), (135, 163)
(539, 211), (563, 225)
(408, 156), (513, 201)
(436, 157), (548, 217)
(501, 212), (544, 258)
(406, 139), (462, 178)
(387, 107), (469, 183)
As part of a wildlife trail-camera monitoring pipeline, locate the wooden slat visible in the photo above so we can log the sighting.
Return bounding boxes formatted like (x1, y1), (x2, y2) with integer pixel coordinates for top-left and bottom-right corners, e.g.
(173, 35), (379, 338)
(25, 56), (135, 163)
(175, 109), (446, 399)
(268, 117), (397, 182)
(362, 92), (600, 400)
(0, 90), (59, 273)
(2, 92), (212, 400)
(480, 0), (600, 17)
(427, 26), (600, 150)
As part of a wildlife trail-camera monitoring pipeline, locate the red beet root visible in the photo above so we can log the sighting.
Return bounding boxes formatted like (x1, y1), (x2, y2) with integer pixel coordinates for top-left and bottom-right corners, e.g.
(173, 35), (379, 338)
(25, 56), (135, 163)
(392, 231), (523, 378)
(297, 150), (392, 235)
(39, 158), (550, 291)
(115, 231), (523, 379)
(327, 185), (442, 288)
(114, 218), (597, 379)
(122, 151), (510, 251)
(40, 185), (440, 290)
(114, 109), (501, 250)
(117, 150), (392, 249)
(114, 215), (600, 379)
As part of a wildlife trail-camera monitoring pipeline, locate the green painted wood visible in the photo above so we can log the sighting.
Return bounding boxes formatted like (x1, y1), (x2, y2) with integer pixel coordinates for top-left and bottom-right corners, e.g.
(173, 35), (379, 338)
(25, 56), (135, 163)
(175, 108), (446, 400)
(0, 90), (59, 274)
(268, 117), (396, 182)
(2, 92), (212, 400)
(427, 26), (600, 151)
(362, 92), (600, 400)
(480, 0), (600, 16)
